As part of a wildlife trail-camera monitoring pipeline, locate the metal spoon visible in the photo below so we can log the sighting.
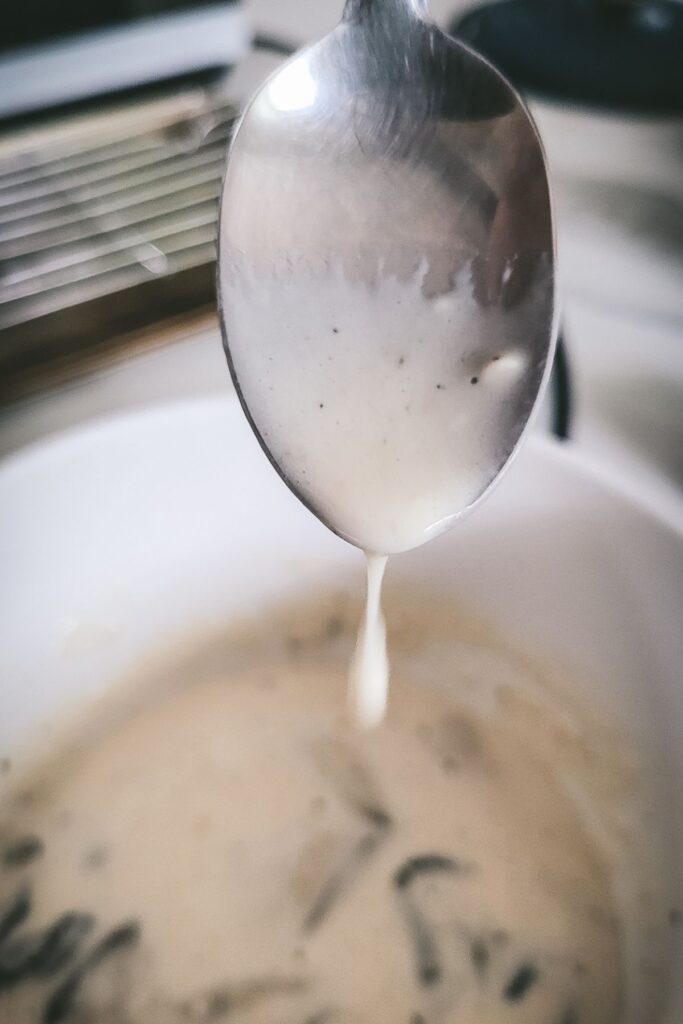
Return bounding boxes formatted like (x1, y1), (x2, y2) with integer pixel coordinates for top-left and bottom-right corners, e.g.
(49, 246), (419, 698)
(217, 0), (555, 556)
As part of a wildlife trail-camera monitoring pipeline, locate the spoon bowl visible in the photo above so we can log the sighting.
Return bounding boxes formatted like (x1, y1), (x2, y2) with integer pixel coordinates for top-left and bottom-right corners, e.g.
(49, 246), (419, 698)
(218, 0), (555, 555)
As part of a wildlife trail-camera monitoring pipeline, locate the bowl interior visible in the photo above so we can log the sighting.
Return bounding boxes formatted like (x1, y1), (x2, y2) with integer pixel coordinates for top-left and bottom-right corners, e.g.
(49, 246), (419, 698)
(1, 396), (681, 1018)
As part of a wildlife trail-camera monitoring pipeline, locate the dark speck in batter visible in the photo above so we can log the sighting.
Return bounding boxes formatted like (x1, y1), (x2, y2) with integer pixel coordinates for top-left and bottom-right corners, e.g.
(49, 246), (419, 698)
(0, 912), (95, 990)
(503, 963), (538, 1002)
(559, 1006), (579, 1024)
(3, 836), (45, 868)
(42, 920), (140, 1024)
(470, 938), (490, 977)
(83, 847), (109, 872)
(0, 885), (31, 945)
(393, 854), (460, 889)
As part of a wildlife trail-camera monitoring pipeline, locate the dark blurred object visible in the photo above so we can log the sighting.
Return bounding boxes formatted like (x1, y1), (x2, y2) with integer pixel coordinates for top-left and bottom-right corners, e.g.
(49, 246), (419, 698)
(0, 1), (246, 120)
(2, 0), (236, 53)
(452, 0), (683, 114)
(552, 334), (572, 441)
(0, 90), (237, 400)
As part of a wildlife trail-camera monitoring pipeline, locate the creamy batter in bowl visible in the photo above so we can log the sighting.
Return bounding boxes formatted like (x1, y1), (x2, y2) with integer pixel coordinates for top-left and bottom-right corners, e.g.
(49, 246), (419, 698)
(0, 398), (681, 1023)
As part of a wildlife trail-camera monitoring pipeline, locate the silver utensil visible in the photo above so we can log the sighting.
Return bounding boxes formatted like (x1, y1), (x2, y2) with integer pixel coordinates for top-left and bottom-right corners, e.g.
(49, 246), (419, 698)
(217, 0), (555, 555)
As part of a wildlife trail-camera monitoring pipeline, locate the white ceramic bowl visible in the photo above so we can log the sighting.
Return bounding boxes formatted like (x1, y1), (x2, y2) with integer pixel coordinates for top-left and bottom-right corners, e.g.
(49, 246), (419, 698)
(1, 396), (682, 1020)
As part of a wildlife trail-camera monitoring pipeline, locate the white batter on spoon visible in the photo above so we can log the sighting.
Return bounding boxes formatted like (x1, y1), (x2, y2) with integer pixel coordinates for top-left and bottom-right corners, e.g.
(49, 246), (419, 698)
(224, 262), (548, 725)
(225, 263), (542, 556)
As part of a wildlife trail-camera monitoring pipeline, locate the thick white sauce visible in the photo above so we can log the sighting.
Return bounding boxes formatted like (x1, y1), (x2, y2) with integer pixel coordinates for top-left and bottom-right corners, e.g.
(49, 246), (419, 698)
(225, 264), (544, 557)
(349, 555), (389, 727)
(224, 264), (548, 724)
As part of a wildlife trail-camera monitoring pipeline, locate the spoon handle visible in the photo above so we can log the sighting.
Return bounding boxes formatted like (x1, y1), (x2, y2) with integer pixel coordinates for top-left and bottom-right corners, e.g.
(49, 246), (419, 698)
(343, 0), (429, 20)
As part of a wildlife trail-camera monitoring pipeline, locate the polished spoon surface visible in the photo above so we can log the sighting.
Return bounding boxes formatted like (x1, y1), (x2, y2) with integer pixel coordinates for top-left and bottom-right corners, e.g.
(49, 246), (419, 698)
(218, 0), (555, 556)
